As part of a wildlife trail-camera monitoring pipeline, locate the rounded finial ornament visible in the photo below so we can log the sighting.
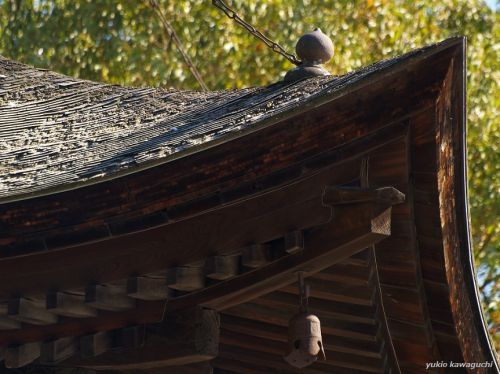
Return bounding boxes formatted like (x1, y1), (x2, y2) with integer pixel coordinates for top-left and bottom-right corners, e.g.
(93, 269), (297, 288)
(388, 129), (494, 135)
(295, 28), (334, 64)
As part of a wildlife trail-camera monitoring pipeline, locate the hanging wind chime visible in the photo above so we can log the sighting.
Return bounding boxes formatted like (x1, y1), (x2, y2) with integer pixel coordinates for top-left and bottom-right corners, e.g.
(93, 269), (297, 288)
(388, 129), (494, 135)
(284, 272), (326, 368)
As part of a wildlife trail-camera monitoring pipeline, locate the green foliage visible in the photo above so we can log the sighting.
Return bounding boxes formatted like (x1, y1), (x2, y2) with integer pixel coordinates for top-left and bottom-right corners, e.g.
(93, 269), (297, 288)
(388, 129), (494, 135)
(0, 0), (498, 350)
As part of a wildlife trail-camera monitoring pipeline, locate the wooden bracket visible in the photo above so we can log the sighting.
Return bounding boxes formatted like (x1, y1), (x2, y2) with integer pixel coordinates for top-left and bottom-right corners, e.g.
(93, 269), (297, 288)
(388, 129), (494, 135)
(166, 266), (205, 291)
(241, 244), (270, 268)
(80, 331), (112, 358)
(165, 186), (404, 312)
(0, 302), (20, 330)
(206, 254), (240, 280)
(8, 298), (58, 326)
(284, 231), (304, 254)
(40, 336), (78, 364)
(85, 282), (136, 311)
(47, 291), (97, 318)
(4, 342), (41, 368)
(127, 276), (172, 301)
(59, 307), (219, 370)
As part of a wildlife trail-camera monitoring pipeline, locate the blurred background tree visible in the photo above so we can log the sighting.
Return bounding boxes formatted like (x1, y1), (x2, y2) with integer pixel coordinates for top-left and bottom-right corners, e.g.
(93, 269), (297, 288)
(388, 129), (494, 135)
(0, 0), (498, 351)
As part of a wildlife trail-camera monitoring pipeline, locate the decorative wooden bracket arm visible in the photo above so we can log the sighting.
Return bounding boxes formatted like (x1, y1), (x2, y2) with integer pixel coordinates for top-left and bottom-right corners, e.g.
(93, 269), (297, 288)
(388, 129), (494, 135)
(0, 185), (404, 370)
(59, 307), (219, 370)
(322, 186), (405, 206)
(164, 185), (404, 313)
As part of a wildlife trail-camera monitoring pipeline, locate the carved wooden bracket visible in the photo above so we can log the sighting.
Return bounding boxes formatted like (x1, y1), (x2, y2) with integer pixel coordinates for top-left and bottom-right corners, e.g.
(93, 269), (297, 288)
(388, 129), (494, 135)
(166, 186), (405, 312)
(60, 307), (219, 370)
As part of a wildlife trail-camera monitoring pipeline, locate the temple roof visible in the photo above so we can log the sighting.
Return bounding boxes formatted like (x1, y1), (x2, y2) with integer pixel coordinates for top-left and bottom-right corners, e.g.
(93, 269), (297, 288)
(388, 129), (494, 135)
(0, 37), (498, 373)
(0, 39), (457, 202)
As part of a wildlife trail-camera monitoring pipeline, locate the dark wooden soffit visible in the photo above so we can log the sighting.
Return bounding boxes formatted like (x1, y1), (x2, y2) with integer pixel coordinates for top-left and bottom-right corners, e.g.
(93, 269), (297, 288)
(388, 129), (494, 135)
(0, 181), (401, 348)
(50, 193), (401, 371)
(0, 160), (341, 299)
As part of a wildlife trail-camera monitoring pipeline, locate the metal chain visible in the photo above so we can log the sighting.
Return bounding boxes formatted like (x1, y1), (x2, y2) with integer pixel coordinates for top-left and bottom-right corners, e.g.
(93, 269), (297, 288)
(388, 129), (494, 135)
(212, 0), (301, 66)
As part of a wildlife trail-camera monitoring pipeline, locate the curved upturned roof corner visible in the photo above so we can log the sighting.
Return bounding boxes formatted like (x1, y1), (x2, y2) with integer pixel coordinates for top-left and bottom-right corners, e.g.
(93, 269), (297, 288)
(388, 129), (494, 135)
(0, 37), (498, 373)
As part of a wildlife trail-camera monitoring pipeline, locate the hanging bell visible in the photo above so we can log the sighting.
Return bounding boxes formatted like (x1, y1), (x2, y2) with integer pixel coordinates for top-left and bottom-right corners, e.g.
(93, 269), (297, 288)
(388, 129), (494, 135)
(284, 311), (326, 368)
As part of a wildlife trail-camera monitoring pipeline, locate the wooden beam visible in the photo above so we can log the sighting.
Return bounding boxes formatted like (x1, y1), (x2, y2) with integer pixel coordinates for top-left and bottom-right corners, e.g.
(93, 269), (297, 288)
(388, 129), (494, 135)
(0, 162), (336, 299)
(323, 186), (405, 206)
(62, 307), (219, 370)
(224, 303), (377, 342)
(85, 282), (136, 311)
(3, 342), (41, 368)
(39, 326), (144, 364)
(8, 298), (58, 325)
(211, 356), (287, 374)
(47, 290), (97, 318)
(165, 195), (401, 312)
(220, 329), (385, 372)
(280, 278), (375, 306)
(40, 336), (78, 364)
(0, 316), (20, 330)
(255, 291), (376, 324)
(0, 184), (403, 348)
(168, 362), (213, 374)
(220, 314), (381, 358)
(127, 276), (171, 301)
(216, 344), (328, 374)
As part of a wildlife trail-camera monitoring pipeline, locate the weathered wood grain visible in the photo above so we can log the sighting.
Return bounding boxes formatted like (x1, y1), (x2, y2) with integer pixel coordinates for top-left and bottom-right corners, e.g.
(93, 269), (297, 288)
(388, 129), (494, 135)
(284, 230), (304, 254)
(166, 266), (205, 292)
(241, 244), (270, 269)
(85, 283), (136, 311)
(80, 331), (112, 358)
(40, 336), (78, 364)
(127, 276), (171, 301)
(0, 37), (494, 374)
(63, 307), (219, 370)
(8, 298), (58, 326)
(46, 291), (97, 318)
(205, 254), (240, 281)
(3, 342), (41, 368)
(165, 198), (400, 312)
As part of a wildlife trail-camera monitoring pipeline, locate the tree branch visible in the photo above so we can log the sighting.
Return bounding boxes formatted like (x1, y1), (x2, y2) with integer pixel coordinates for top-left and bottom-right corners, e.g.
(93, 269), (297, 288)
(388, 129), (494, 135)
(146, 0), (208, 91)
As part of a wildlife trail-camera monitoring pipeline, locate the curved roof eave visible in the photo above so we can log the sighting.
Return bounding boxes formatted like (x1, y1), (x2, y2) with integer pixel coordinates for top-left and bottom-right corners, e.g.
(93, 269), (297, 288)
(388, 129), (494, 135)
(0, 37), (465, 204)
